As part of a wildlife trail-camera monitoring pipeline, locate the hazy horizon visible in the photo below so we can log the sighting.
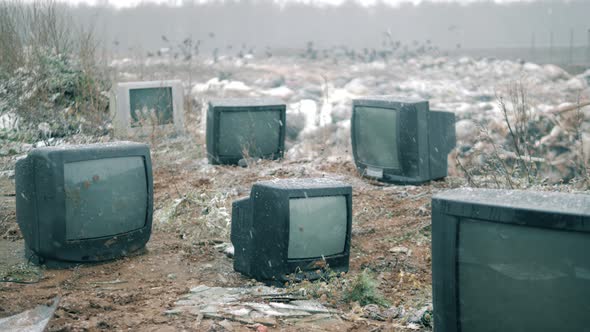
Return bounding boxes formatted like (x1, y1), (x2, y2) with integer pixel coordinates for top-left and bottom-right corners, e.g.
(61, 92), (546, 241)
(6, 0), (590, 64)
(16, 0), (556, 9)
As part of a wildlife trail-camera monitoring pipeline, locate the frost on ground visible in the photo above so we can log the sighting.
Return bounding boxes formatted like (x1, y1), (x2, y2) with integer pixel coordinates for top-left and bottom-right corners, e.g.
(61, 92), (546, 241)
(134, 53), (590, 185)
(0, 53), (589, 331)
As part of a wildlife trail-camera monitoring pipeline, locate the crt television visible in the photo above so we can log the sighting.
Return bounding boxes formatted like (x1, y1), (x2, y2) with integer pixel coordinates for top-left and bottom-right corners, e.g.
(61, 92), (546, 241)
(206, 97), (286, 165)
(15, 142), (153, 267)
(110, 80), (185, 136)
(231, 178), (352, 283)
(351, 97), (455, 184)
(432, 188), (590, 332)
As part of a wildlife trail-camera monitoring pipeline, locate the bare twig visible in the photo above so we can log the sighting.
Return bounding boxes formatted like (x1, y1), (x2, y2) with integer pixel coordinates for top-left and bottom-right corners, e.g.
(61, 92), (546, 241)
(455, 154), (477, 187)
(546, 100), (590, 115)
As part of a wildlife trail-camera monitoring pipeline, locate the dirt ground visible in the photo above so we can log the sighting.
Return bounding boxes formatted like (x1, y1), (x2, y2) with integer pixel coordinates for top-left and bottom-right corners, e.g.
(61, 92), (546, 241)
(0, 135), (459, 331)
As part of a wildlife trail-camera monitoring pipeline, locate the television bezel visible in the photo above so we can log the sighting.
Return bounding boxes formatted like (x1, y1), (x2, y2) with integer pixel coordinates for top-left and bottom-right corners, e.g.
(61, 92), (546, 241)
(16, 142), (153, 267)
(233, 179), (353, 283)
(431, 188), (590, 332)
(206, 98), (287, 165)
(351, 97), (430, 184)
(110, 80), (185, 137)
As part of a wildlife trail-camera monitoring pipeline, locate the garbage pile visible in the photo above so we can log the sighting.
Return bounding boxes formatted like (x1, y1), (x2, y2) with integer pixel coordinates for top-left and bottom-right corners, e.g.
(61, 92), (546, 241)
(186, 54), (589, 183)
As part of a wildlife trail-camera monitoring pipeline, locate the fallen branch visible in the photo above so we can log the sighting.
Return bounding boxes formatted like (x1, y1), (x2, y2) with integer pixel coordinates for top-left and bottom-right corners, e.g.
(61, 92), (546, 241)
(546, 100), (590, 114)
(499, 151), (546, 164)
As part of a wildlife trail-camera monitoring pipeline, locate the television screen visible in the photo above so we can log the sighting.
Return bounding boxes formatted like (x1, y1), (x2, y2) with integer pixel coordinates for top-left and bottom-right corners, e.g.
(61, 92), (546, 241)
(288, 196), (348, 259)
(353, 106), (400, 170)
(16, 142), (153, 267)
(432, 189), (590, 332)
(218, 109), (282, 158)
(129, 87), (174, 127)
(459, 219), (589, 331)
(64, 157), (148, 240)
(231, 178), (352, 283)
(351, 97), (455, 184)
(207, 97), (286, 165)
(110, 80), (184, 136)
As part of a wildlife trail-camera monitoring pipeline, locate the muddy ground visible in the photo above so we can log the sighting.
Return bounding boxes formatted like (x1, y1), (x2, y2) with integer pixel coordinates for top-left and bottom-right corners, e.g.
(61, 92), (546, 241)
(1, 52), (588, 331)
(0, 133), (457, 331)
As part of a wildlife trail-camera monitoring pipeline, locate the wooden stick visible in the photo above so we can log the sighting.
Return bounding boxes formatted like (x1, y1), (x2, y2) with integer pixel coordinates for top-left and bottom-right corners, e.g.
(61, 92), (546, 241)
(547, 100), (590, 114)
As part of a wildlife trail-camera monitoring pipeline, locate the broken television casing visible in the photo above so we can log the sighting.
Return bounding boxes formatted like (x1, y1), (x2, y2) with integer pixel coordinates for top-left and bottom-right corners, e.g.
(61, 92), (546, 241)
(351, 97), (456, 184)
(231, 178), (352, 283)
(15, 142), (153, 267)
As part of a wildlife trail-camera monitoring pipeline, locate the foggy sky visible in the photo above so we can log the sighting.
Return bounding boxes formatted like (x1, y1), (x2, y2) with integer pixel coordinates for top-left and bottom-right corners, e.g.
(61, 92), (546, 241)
(35, 0), (553, 9)
(62, 0), (590, 57)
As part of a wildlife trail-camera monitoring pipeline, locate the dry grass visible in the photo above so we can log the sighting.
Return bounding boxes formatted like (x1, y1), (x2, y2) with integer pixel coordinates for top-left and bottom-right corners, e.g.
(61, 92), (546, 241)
(0, 0), (109, 138)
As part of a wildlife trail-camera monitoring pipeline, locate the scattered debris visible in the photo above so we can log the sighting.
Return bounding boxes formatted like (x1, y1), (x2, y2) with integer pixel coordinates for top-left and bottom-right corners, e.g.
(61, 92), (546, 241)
(361, 304), (386, 321)
(389, 246), (411, 256)
(382, 306), (404, 320)
(214, 242), (234, 258)
(0, 297), (60, 332)
(88, 279), (127, 285)
(407, 304), (433, 327)
(168, 285), (340, 326)
(0, 170), (15, 179)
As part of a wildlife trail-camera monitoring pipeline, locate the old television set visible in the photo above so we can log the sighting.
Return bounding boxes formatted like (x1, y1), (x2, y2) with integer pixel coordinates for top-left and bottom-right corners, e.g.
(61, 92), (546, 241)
(110, 80), (185, 136)
(206, 97), (286, 165)
(351, 97), (455, 184)
(231, 178), (352, 283)
(15, 142), (153, 267)
(432, 188), (590, 332)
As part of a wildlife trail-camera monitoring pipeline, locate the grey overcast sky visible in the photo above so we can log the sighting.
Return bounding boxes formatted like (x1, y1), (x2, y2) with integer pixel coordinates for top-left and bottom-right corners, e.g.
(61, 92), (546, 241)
(31, 0), (541, 8)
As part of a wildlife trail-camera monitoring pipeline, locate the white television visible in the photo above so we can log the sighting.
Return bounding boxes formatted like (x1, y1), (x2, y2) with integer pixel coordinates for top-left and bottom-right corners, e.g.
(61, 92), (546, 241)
(110, 80), (185, 136)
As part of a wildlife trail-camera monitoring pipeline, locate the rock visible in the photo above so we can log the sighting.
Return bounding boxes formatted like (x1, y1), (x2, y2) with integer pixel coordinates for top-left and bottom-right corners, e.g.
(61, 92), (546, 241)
(389, 246), (410, 255)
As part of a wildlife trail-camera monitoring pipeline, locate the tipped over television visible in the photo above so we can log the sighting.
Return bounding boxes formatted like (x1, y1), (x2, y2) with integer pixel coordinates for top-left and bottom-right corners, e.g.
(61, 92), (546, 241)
(206, 97), (286, 165)
(432, 188), (590, 332)
(351, 97), (455, 184)
(16, 142), (153, 267)
(231, 178), (352, 283)
(110, 80), (185, 136)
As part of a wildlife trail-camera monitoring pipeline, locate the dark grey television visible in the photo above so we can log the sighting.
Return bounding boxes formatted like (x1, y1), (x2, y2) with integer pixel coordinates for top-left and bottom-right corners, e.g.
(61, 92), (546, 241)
(15, 142), (153, 267)
(206, 97), (286, 165)
(351, 97), (455, 184)
(231, 178), (352, 283)
(432, 188), (590, 332)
